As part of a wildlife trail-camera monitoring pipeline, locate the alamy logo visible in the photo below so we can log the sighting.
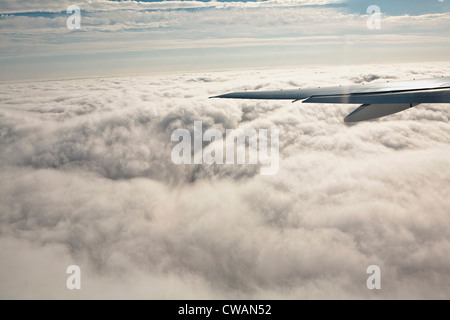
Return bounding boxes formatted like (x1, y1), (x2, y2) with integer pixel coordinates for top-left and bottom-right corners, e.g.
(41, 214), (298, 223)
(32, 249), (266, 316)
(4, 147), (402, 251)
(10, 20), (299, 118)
(366, 265), (381, 290)
(171, 121), (279, 175)
(66, 265), (81, 290)
(367, 5), (381, 30)
(67, 5), (81, 30)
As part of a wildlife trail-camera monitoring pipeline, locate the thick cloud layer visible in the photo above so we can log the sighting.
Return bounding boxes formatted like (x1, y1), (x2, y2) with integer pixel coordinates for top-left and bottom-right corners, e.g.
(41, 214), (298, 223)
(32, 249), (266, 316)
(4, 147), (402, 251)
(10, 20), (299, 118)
(0, 63), (449, 299)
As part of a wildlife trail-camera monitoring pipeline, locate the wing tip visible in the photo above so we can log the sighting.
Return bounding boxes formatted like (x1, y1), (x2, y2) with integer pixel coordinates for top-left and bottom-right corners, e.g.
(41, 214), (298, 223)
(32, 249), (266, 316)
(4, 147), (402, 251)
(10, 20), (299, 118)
(209, 93), (232, 99)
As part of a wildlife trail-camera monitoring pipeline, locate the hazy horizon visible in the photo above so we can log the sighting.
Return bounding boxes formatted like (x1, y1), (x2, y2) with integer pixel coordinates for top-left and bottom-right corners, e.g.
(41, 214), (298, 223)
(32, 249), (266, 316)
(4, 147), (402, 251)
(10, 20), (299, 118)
(1, 0), (449, 81)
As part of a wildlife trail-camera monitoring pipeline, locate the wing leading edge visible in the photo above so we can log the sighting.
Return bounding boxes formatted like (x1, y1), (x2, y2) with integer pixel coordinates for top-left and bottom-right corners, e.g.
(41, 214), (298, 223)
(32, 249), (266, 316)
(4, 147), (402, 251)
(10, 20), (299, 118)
(211, 77), (450, 122)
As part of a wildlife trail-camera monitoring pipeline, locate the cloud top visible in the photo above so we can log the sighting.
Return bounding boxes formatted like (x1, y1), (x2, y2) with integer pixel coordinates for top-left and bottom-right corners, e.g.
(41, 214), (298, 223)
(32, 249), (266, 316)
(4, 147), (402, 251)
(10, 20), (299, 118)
(0, 63), (449, 299)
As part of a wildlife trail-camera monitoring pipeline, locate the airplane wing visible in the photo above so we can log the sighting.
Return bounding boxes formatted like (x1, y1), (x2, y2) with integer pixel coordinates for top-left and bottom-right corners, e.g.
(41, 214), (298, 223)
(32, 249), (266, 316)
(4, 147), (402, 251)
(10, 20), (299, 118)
(211, 76), (450, 122)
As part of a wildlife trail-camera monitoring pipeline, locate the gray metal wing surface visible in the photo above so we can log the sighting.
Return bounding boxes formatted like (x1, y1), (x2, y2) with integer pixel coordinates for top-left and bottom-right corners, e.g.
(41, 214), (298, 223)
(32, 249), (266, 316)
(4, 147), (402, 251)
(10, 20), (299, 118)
(211, 76), (450, 122)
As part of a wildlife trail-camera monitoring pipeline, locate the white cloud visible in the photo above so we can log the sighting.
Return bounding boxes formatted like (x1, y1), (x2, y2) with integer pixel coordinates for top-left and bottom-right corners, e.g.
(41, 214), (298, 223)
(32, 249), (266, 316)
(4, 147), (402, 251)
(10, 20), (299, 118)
(0, 0), (345, 14)
(0, 1), (449, 81)
(1, 6), (449, 74)
(0, 62), (449, 299)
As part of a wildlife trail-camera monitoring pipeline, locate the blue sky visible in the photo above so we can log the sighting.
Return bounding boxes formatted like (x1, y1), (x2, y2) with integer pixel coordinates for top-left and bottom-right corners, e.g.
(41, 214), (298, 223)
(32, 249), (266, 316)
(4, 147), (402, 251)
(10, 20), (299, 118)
(347, 0), (449, 14)
(0, 0), (449, 81)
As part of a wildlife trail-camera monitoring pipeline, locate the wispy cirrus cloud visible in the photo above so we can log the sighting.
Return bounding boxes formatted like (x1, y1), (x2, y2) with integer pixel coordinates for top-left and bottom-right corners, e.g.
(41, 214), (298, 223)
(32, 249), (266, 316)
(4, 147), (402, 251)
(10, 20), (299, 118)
(0, 0), (345, 14)
(0, 0), (449, 80)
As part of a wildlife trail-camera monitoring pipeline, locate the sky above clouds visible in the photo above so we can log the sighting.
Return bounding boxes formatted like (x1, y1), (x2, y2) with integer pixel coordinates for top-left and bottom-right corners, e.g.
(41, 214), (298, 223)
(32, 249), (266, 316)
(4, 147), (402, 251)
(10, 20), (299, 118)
(0, 0), (449, 81)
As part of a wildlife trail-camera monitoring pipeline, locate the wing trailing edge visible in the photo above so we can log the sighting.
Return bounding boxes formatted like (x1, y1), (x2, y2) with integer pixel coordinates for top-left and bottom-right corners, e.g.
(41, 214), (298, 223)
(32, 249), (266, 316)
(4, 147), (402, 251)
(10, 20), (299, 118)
(344, 103), (418, 123)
